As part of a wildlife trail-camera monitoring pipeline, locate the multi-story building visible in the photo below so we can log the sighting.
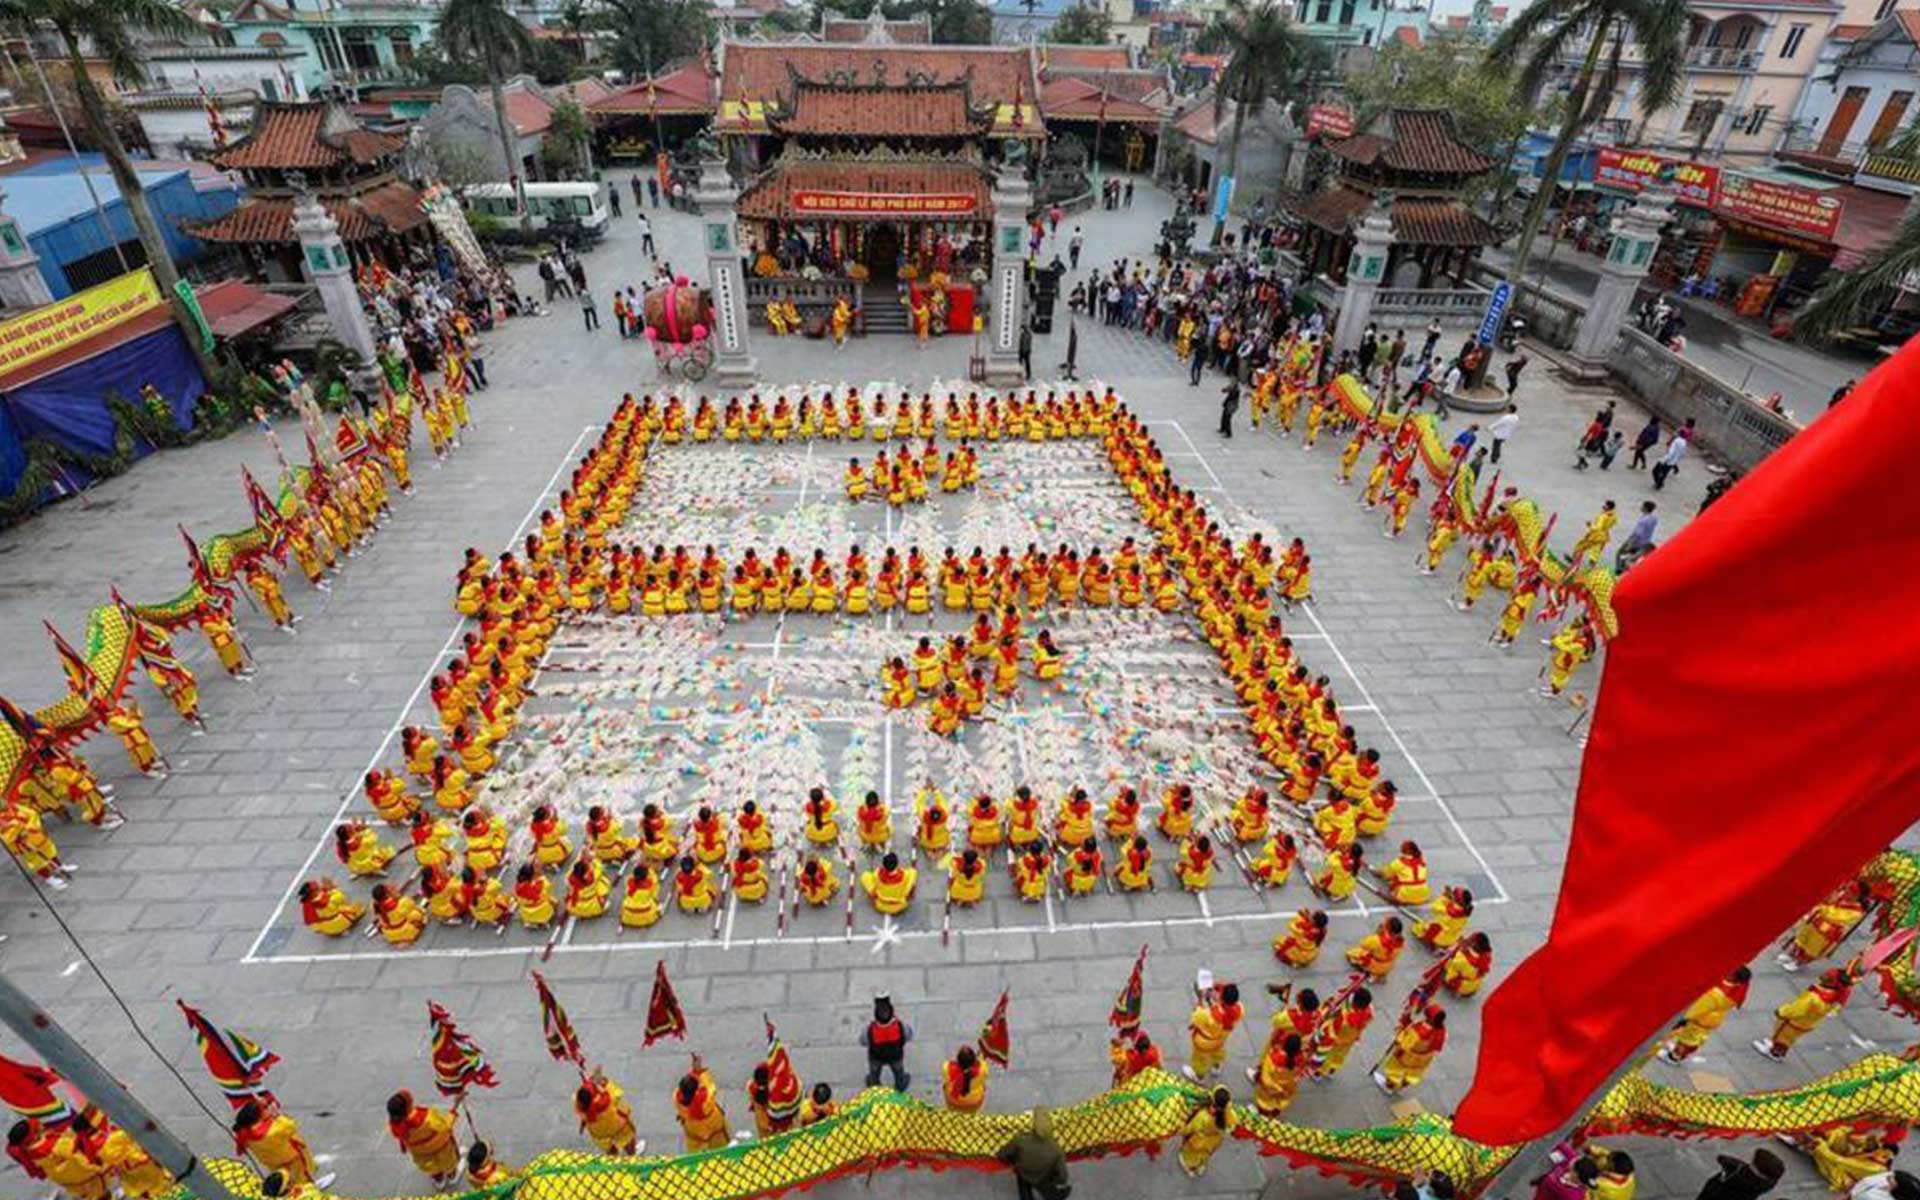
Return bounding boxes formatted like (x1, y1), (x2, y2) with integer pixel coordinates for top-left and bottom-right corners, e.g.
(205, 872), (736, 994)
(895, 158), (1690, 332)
(1279, 0), (1432, 76)
(1777, 2), (1920, 191)
(1546, 0), (1841, 165)
(226, 0), (440, 96)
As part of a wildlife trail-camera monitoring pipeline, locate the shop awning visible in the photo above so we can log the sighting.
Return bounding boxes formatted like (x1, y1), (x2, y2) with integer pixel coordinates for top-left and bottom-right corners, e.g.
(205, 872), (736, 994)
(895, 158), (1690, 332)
(196, 278), (301, 339)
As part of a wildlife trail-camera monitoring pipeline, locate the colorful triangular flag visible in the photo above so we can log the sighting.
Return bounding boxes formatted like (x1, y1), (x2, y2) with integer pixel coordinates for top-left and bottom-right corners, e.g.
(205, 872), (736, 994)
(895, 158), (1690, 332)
(531, 971), (584, 1069)
(977, 990), (1011, 1068)
(1110, 944), (1148, 1032)
(177, 1000), (279, 1109)
(642, 961), (687, 1047)
(0, 1053), (75, 1128)
(762, 1017), (801, 1124)
(426, 1000), (498, 1097)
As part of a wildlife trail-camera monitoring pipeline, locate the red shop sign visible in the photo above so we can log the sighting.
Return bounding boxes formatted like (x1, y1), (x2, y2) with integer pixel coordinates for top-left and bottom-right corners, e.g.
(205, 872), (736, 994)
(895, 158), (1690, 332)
(1714, 172), (1843, 242)
(789, 191), (978, 216)
(1594, 147), (1720, 209)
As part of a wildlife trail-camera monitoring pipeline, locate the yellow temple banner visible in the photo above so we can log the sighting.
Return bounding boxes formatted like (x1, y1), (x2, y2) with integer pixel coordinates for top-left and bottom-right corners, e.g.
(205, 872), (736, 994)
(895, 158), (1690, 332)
(0, 268), (163, 377)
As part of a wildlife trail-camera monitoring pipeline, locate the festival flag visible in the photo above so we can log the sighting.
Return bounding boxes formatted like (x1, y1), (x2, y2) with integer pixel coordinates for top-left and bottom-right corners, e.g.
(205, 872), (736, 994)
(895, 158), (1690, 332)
(305, 431), (328, 475)
(762, 1018), (802, 1125)
(531, 971), (584, 1069)
(642, 961), (687, 1047)
(335, 415), (369, 462)
(977, 990), (1011, 1068)
(193, 64), (228, 150)
(178, 525), (215, 593)
(43, 621), (102, 701)
(1109, 944), (1148, 1032)
(1452, 337), (1920, 1144)
(177, 1000), (279, 1109)
(241, 466), (281, 530)
(426, 1001), (499, 1097)
(0, 1053), (75, 1128)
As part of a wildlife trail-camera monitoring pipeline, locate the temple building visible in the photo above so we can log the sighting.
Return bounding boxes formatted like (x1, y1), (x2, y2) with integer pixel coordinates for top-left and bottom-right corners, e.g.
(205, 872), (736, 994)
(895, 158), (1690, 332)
(717, 33), (1042, 332)
(190, 100), (431, 281)
(1282, 108), (1503, 287)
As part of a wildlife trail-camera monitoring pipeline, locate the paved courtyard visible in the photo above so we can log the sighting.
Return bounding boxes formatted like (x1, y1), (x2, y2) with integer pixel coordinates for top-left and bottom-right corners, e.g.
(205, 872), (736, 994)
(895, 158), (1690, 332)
(0, 179), (1885, 1200)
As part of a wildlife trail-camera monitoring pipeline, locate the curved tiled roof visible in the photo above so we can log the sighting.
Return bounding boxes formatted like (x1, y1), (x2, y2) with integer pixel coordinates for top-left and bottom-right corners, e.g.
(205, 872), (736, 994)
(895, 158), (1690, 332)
(1289, 183), (1502, 246)
(721, 42), (1036, 108)
(212, 101), (405, 171)
(1325, 109), (1497, 176)
(770, 80), (991, 137)
(190, 179), (427, 243)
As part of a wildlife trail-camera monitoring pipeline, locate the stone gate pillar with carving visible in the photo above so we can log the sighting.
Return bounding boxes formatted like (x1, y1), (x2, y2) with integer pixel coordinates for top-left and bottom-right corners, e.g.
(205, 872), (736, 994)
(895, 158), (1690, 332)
(1568, 185), (1673, 380)
(0, 189), (51, 310)
(983, 161), (1031, 388)
(695, 156), (758, 387)
(1332, 198), (1393, 356)
(290, 180), (377, 365)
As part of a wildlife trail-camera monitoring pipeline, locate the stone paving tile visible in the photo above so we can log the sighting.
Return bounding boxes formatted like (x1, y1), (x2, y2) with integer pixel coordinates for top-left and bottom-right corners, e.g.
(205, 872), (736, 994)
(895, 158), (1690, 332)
(0, 176), (1874, 1200)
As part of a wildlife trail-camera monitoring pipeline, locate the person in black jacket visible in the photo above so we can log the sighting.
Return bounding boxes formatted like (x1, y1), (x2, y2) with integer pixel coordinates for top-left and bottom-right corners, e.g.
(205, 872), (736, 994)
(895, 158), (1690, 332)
(1696, 1150), (1784, 1200)
(997, 1107), (1070, 1200)
(860, 995), (912, 1090)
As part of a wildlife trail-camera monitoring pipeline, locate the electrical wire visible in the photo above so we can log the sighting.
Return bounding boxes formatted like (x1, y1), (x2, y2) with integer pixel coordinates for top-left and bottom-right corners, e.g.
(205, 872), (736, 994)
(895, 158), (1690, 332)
(5, 848), (233, 1137)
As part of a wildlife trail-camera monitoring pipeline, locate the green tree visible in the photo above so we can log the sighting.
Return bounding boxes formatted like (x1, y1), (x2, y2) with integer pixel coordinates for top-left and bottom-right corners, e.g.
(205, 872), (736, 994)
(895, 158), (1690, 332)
(810, 0), (990, 43)
(1202, 0), (1311, 244)
(1049, 2), (1112, 45)
(544, 98), (592, 177)
(439, 0), (537, 227)
(1796, 125), (1920, 339)
(759, 6), (810, 33)
(0, 0), (218, 378)
(404, 39), (488, 86)
(600, 0), (712, 80)
(1486, 0), (1688, 287)
(558, 0), (592, 61)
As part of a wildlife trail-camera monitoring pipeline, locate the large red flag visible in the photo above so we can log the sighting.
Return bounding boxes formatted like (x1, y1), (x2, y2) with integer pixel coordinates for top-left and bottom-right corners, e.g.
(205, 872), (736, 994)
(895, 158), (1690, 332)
(1452, 339), (1920, 1144)
(0, 1053), (75, 1127)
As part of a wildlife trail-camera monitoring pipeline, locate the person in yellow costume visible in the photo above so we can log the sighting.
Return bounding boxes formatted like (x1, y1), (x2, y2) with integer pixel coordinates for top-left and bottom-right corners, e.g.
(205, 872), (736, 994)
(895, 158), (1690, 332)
(1012, 845), (1050, 902)
(565, 857), (610, 919)
(673, 856), (716, 914)
(387, 1091), (460, 1187)
(1413, 884), (1473, 950)
(1373, 1005), (1447, 1093)
(100, 1124), (174, 1199)
(855, 791), (892, 850)
(941, 1046), (988, 1112)
(674, 1059), (730, 1152)
(861, 851), (918, 915)
(371, 882), (427, 945)
(234, 1102), (326, 1188)
(1251, 1033), (1304, 1117)
(298, 878), (362, 935)
(515, 862), (557, 929)
(804, 787), (841, 846)
(1442, 931), (1494, 997)
(1, 803), (72, 888)
(1031, 630), (1063, 681)
(1376, 840), (1431, 905)
(946, 848), (987, 906)
(1492, 579), (1540, 646)
(1271, 907), (1329, 967)
(1569, 500), (1619, 564)
(1543, 621), (1596, 697)
(1185, 983), (1241, 1080)
(908, 293), (932, 347)
(1755, 967), (1852, 1060)
(831, 297), (852, 348)
(1176, 1087), (1235, 1178)
(30, 1119), (112, 1200)
(620, 864), (663, 928)
(104, 701), (165, 776)
(1344, 916), (1405, 980)
(798, 855), (839, 906)
(1779, 880), (1874, 970)
(575, 1072), (640, 1155)
(1807, 1127), (1896, 1192)
(464, 1142), (518, 1191)
(333, 820), (394, 877)
(766, 300), (792, 336)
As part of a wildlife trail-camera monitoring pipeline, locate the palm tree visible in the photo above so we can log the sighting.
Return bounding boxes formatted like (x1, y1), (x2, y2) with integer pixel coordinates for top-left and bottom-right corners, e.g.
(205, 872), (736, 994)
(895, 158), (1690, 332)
(1487, 0), (1688, 287)
(0, 0), (218, 380)
(1199, 0), (1310, 246)
(1795, 122), (1920, 339)
(439, 0), (536, 228)
(558, 0), (592, 64)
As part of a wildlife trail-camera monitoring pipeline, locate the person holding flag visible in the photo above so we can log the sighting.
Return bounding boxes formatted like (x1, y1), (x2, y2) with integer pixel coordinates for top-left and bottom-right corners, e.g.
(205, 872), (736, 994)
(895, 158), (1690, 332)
(386, 1090), (461, 1188)
(941, 1045), (988, 1113)
(750, 1019), (803, 1138)
(978, 991), (1012, 1070)
(233, 1102), (326, 1189)
(672, 1056), (729, 1152)
(574, 1071), (640, 1155)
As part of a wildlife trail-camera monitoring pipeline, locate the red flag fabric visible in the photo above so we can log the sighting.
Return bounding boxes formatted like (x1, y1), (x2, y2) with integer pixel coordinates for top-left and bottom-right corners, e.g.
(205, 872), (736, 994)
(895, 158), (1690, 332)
(426, 1001), (498, 1097)
(0, 1053), (74, 1127)
(977, 991), (1011, 1067)
(1109, 945), (1147, 1031)
(177, 1000), (279, 1109)
(762, 1018), (801, 1124)
(531, 971), (584, 1068)
(642, 961), (687, 1047)
(1452, 338), (1920, 1144)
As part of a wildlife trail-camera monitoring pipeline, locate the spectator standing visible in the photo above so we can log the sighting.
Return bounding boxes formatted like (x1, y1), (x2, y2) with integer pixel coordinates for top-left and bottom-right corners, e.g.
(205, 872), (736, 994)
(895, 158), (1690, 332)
(637, 212), (655, 258)
(1504, 354), (1529, 396)
(861, 996), (912, 1090)
(629, 174), (644, 208)
(608, 184), (622, 218)
(578, 288), (599, 331)
(1420, 317), (1443, 360)
(1069, 226), (1084, 269)
(1630, 417), (1662, 470)
(1488, 405), (1519, 464)
(1617, 500), (1658, 569)
(646, 176), (660, 207)
(1218, 378), (1240, 437)
(996, 1109), (1071, 1200)
(1018, 322), (1033, 381)
(1652, 431), (1689, 490)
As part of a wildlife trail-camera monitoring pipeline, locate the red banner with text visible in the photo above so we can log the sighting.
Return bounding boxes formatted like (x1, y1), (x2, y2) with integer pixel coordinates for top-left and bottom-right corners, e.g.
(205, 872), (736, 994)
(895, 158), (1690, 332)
(1593, 148), (1720, 209)
(789, 191), (978, 217)
(1715, 172), (1844, 242)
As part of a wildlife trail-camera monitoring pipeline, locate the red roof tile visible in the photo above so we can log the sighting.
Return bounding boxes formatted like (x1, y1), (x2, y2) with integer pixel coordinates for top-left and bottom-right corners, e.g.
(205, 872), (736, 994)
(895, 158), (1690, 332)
(771, 81), (990, 136)
(1899, 9), (1920, 44)
(590, 60), (717, 115)
(196, 278), (300, 338)
(501, 88), (553, 136)
(213, 101), (404, 171)
(1042, 44), (1131, 70)
(1288, 183), (1501, 245)
(1171, 98), (1221, 145)
(720, 43), (1036, 109)
(738, 158), (991, 220)
(1326, 108), (1496, 175)
(1040, 76), (1163, 124)
(1046, 66), (1169, 105)
(190, 180), (427, 243)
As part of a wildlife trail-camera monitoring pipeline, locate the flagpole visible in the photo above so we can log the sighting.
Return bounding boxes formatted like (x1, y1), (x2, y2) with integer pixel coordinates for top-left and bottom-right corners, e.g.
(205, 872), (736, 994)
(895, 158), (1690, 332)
(0, 971), (241, 1200)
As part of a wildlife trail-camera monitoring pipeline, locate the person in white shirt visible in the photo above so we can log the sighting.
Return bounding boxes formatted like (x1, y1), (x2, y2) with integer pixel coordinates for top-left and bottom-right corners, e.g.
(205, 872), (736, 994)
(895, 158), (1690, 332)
(1488, 405), (1519, 463)
(1653, 433), (1689, 491)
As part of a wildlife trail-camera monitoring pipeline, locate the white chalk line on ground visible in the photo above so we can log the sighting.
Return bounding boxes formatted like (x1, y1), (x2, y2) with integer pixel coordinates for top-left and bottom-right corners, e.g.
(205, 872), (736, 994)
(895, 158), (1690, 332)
(241, 425), (602, 965)
(1162, 417), (1512, 905)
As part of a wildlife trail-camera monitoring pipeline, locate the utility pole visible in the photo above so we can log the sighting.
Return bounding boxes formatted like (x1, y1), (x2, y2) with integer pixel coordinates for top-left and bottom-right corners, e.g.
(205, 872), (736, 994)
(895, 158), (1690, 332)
(0, 971), (240, 1200)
